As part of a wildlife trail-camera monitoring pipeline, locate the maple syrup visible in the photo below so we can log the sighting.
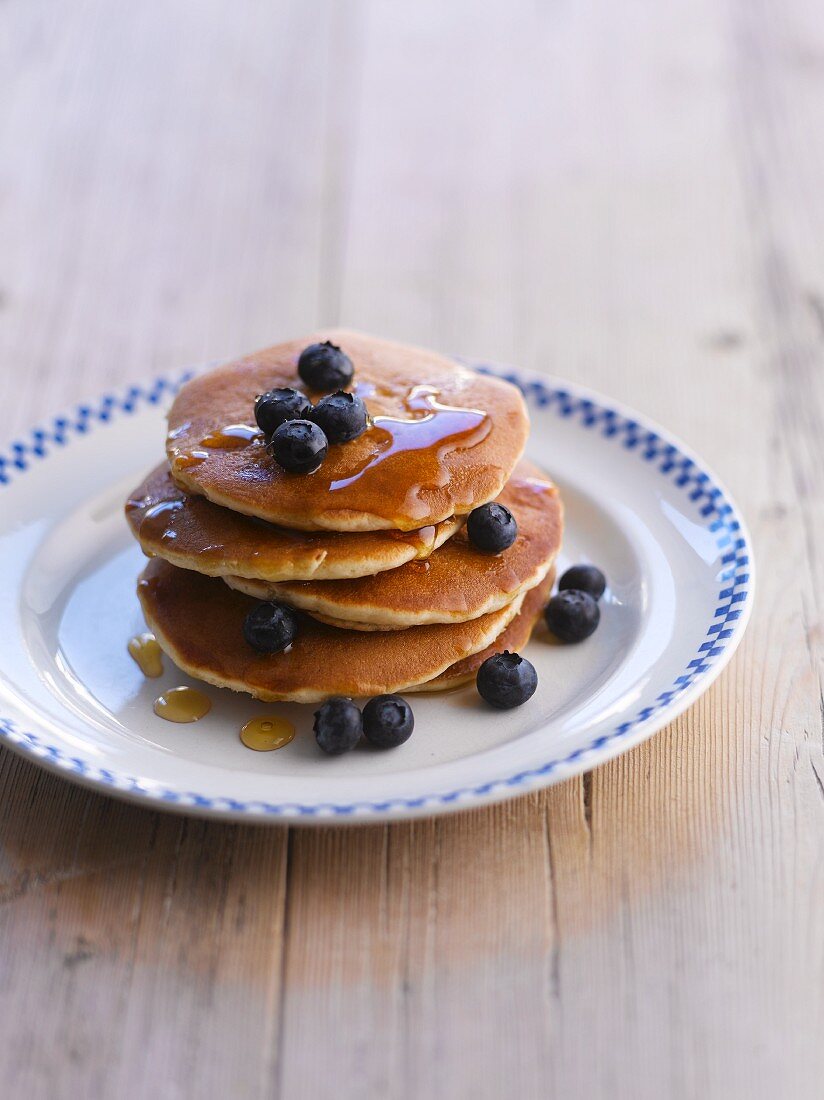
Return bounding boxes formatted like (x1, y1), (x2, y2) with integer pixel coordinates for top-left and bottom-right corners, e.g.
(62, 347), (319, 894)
(408, 525), (437, 558)
(240, 715), (296, 751)
(153, 686), (212, 723)
(128, 632), (164, 678)
(199, 424), (262, 449)
(169, 448), (208, 470)
(137, 499), (184, 544)
(318, 386), (491, 523)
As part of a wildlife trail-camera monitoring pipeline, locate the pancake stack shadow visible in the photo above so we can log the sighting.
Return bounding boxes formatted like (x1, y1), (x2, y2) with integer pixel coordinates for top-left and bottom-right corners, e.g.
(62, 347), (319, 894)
(126, 331), (563, 703)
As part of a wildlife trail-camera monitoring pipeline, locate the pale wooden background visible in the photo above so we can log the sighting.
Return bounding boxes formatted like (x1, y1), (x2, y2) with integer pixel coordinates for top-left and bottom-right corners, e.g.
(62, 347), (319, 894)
(1, 1), (822, 1098)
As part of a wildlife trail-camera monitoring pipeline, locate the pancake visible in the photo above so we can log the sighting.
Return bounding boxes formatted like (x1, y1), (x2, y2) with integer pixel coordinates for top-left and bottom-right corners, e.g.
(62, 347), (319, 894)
(126, 464), (461, 582)
(409, 568), (554, 692)
(166, 330), (529, 532)
(224, 461), (563, 629)
(138, 558), (528, 703)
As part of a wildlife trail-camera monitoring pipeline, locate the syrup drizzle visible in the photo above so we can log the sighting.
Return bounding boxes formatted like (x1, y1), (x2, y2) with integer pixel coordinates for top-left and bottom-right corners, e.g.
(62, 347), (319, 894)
(153, 686), (212, 723)
(293, 385), (493, 525)
(199, 424), (263, 449)
(138, 499), (184, 544)
(327, 386), (489, 494)
(128, 632), (164, 678)
(169, 448), (208, 470)
(410, 525), (437, 558)
(240, 715), (296, 751)
(169, 424), (263, 474)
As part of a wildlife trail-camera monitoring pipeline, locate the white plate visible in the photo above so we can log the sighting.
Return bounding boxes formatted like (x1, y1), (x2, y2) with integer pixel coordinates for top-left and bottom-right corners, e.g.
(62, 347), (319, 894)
(0, 363), (754, 823)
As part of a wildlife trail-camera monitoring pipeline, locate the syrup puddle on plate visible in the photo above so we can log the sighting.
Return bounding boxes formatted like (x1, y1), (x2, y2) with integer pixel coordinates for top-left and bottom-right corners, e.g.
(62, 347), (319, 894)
(127, 632), (164, 678)
(240, 715), (296, 751)
(153, 686), (212, 723)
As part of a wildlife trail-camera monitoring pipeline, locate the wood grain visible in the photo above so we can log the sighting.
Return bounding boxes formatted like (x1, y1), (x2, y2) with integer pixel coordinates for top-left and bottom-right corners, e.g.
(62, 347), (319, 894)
(1, 0), (823, 1097)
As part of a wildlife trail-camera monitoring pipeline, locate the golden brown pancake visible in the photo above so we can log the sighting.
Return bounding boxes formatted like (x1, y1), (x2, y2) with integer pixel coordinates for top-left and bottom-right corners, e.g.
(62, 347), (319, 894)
(166, 330), (529, 532)
(138, 559), (528, 703)
(126, 464), (461, 582)
(409, 568), (554, 692)
(224, 461), (563, 629)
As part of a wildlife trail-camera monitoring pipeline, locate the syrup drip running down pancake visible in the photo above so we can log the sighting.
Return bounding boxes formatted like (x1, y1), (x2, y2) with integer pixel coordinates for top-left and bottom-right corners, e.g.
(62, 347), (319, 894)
(166, 330), (529, 532)
(138, 559), (529, 703)
(225, 461), (563, 629)
(126, 464), (461, 582)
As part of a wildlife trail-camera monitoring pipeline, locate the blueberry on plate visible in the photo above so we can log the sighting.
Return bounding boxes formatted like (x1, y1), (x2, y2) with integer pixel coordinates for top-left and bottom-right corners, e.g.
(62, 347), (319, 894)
(545, 589), (600, 643)
(313, 696), (363, 755)
(309, 391), (369, 444)
(558, 563), (606, 601)
(254, 387), (311, 435)
(297, 341), (354, 393)
(466, 502), (518, 553)
(362, 694), (414, 748)
(476, 650), (537, 709)
(243, 601), (298, 654)
(269, 419), (328, 473)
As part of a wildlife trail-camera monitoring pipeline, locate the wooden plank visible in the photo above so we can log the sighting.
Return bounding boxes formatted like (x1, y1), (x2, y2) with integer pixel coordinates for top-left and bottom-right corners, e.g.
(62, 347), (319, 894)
(0, 0), (822, 1097)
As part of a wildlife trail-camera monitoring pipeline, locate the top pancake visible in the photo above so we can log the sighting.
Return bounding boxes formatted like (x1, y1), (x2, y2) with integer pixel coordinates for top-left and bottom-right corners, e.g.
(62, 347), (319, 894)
(166, 330), (529, 532)
(126, 463), (461, 582)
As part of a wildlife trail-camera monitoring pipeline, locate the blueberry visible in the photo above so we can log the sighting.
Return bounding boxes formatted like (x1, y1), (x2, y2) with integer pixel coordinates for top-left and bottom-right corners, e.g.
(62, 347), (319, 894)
(297, 341), (354, 392)
(243, 601), (298, 654)
(309, 391), (369, 444)
(466, 502), (518, 553)
(254, 388), (311, 435)
(476, 650), (538, 709)
(269, 419), (328, 473)
(545, 589), (600, 643)
(362, 694), (414, 748)
(313, 696), (363, 755)
(558, 564), (606, 601)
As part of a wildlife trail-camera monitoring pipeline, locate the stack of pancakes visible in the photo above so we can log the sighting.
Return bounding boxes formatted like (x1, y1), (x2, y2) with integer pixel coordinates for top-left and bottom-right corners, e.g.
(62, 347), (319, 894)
(127, 332), (563, 702)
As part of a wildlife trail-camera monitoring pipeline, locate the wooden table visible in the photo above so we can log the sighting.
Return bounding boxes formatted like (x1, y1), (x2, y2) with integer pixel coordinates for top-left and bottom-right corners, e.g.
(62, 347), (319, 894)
(1, 2), (822, 1097)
